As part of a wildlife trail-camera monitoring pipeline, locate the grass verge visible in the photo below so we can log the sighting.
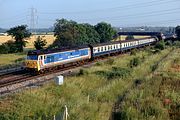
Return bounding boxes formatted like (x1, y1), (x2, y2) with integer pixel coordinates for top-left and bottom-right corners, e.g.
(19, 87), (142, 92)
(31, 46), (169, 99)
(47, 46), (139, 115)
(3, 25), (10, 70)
(0, 47), (177, 120)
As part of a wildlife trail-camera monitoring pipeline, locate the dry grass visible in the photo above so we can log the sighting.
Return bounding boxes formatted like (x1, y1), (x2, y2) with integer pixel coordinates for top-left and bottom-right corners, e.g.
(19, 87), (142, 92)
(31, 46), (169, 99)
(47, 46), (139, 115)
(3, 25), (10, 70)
(1, 35), (149, 48)
(0, 36), (12, 44)
(0, 35), (55, 48)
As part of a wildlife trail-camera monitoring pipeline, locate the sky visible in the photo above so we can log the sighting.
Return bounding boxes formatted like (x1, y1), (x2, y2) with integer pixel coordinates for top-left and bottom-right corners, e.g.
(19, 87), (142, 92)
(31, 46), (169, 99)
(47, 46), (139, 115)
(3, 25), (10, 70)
(0, 0), (180, 28)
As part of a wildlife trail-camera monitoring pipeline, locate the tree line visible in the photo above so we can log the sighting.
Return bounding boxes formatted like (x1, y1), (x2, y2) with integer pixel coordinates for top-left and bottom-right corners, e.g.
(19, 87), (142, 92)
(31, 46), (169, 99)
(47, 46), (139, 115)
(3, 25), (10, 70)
(0, 19), (179, 54)
(51, 19), (117, 48)
(0, 19), (117, 54)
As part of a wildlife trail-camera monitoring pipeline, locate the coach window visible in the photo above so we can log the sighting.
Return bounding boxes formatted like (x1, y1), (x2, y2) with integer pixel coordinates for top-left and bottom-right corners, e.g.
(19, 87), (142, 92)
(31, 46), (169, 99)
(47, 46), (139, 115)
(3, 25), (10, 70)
(98, 47), (100, 52)
(105, 46), (107, 51)
(101, 47), (103, 52)
(94, 49), (96, 52)
(114, 45), (116, 49)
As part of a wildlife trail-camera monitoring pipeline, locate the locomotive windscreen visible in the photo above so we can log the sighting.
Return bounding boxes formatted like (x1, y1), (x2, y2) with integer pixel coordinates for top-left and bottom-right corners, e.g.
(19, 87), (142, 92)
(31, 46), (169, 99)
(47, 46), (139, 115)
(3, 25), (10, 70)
(27, 55), (38, 60)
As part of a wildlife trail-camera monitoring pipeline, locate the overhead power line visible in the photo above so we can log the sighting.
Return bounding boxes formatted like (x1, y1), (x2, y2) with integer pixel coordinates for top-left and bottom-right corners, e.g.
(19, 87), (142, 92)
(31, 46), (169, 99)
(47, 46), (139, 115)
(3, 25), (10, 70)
(78, 8), (180, 21)
(0, 11), (28, 21)
(39, 0), (178, 15)
(38, 8), (180, 23)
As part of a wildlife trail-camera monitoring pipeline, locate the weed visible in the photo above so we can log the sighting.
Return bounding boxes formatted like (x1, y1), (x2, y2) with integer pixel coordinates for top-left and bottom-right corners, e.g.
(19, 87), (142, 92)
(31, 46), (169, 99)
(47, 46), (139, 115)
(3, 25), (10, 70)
(78, 69), (89, 76)
(129, 57), (141, 68)
(14, 57), (25, 63)
(151, 63), (158, 72)
(134, 79), (142, 87)
(165, 41), (173, 46)
(105, 58), (114, 65)
(130, 49), (137, 56)
(96, 67), (131, 80)
(95, 62), (102, 66)
(173, 41), (180, 48)
(155, 40), (165, 50)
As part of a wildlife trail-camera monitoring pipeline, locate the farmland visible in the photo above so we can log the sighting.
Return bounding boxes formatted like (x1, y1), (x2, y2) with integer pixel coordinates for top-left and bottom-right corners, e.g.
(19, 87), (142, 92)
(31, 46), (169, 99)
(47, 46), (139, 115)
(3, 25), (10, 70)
(0, 34), (55, 48)
(0, 45), (179, 120)
(0, 34), (55, 68)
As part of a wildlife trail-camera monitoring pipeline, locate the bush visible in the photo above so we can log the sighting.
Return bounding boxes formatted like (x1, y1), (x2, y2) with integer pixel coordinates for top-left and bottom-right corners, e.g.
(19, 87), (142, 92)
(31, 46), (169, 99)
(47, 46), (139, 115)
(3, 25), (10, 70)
(34, 36), (47, 50)
(108, 67), (131, 79)
(129, 57), (141, 68)
(173, 41), (180, 48)
(165, 41), (172, 46)
(130, 49), (138, 56)
(151, 63), (158, 72)
(155, 41), (165, 50)
(78, 69), (88, 76)
(0, 44), (9, 54)
(0, 40), (18, 54)
(96, 67), (131, 80)
(152, 49), (161, 54)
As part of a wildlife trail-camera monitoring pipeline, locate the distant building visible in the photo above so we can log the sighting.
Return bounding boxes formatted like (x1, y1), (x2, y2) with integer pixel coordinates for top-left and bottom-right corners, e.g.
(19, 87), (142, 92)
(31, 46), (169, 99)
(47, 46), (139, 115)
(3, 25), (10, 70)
(136, 28), (145, 31)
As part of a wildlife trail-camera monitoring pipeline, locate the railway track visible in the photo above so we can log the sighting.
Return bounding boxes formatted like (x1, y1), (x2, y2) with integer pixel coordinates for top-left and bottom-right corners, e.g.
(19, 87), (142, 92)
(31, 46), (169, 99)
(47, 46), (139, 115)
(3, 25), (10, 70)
(0, 73), (32, 88)
(0, 52), (128, 96)
(0, 44), (151, 96)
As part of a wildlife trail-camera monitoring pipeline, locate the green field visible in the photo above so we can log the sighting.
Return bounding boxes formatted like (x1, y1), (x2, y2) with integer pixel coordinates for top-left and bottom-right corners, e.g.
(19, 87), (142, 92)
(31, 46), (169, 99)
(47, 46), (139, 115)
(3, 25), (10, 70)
(0, 46), (179, 120)
(0, 53), (26, 69)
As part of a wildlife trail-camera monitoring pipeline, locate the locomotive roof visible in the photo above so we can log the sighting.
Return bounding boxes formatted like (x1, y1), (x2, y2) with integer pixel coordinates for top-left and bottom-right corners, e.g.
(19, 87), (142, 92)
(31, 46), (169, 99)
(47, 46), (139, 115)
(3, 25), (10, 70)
(27, 45), (89, 55)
